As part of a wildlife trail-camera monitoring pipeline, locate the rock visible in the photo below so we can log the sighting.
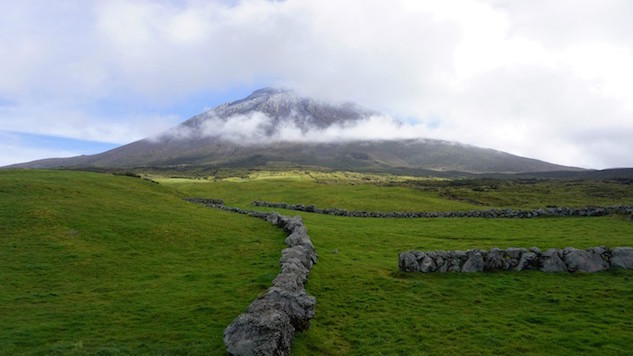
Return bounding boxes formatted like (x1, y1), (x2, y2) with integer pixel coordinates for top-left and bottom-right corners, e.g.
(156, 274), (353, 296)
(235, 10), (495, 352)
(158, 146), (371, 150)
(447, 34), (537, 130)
(248, 288), (316, 331)
(331, 248), (339, 254)
(264, 212), (282, 225)
(610, 247), (633, 269)
(506, 248), (527, 260)
(516, 251), (539, 271)
(285, 229), (309, 247)
(461, 251), (484, 272)
(420, 255), (437, 273)
(484, 248), (507, 271)
(448, 258), (462, 272)
(540, 248), (567, 272)
(224, 309), (294, 356)
(563, 248), (609, 272)
(272, 272), (305, 292)
(283, 216), (304, 233)
(399, 252), (420, 272)
(281, 246), (315, 270)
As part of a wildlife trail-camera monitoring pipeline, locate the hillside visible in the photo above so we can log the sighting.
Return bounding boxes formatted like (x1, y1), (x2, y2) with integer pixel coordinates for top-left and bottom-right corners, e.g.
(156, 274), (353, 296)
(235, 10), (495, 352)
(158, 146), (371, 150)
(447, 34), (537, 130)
(0, 170), (284, 353)
(9, 89), (582, 174)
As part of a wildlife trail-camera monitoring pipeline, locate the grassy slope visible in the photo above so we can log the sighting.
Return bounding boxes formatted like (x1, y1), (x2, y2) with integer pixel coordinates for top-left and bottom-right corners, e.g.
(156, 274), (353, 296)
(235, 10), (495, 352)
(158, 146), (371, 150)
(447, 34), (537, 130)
(157, 174), (481, 212)
(163, 175), (633, 355)
(0, 170), (285, 355)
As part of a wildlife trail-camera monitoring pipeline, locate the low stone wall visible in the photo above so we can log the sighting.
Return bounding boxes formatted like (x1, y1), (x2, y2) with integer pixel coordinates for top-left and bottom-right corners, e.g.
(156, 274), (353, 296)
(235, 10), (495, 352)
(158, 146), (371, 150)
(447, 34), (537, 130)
(251, 201), (633, 219)
(399, 247), (633, 273)
(186, 198), (317, 355)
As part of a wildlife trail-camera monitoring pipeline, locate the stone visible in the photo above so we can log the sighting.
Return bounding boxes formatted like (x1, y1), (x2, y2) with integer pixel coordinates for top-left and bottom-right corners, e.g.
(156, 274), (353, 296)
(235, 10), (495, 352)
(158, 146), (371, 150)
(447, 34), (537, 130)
(285, 230), (310, 247)
(248, 288), (316, 332)
(283, 216), (304, 233)
(461, 251), (484, 272)
(516, 251), (539, 271)
(399, 252), (420, 272)
(610, 247), (633, 269)
(281, 246), (314, 270)
(272, 272), (305, 292)
(540, 248), (567, 273)
(420, 255), (437, 273)
(506, 247), (527, 260)
(448, 258), (462, 272)
(224, 309), (293, 356)
(484, 248), (507, 271)
(563, 248), (609, 272)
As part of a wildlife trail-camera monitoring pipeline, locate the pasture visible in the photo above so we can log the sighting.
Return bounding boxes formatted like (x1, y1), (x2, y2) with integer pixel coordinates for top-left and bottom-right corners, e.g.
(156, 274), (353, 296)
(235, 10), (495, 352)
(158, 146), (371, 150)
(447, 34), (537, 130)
(1, 169), (632, 354)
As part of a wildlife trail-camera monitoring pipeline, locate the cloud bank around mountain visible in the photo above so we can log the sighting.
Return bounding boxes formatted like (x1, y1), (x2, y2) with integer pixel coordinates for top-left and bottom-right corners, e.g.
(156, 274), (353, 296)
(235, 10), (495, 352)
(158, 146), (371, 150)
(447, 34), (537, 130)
(2, 0), (633, 168)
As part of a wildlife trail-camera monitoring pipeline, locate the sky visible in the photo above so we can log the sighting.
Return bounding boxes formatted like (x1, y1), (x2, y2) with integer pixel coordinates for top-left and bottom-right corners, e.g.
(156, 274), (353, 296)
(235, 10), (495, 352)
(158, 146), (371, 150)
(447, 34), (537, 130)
(1, 0), (633, 169)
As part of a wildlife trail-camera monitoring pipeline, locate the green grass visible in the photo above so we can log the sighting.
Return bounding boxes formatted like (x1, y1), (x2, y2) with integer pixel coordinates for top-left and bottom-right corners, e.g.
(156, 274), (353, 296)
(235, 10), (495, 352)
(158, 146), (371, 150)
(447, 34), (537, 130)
(0, 170), (285, 354)
(162, 174), (633, 354)
(433, 178), (633, 209)
(157, 175), (482, 212)
(159, 173), (633, 212)
(4, 170), (633, 354)
(290, 214), (633, 354)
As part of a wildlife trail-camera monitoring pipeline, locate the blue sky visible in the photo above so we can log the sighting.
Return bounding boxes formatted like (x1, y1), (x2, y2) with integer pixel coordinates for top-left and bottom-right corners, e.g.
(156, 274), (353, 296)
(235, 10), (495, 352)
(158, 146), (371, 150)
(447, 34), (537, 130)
(2, 0), (633, 169)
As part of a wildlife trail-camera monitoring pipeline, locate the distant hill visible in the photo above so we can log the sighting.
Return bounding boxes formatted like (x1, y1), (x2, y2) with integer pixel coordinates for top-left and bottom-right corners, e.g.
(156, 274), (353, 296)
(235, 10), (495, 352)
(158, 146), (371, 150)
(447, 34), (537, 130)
(8, 88), (584, 174)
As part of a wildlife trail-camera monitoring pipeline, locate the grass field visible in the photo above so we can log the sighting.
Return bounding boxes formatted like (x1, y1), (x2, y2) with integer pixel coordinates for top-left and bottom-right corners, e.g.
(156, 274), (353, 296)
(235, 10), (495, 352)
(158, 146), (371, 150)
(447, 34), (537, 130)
(2, 170), (633, 354)
(0, 170), (285, 354)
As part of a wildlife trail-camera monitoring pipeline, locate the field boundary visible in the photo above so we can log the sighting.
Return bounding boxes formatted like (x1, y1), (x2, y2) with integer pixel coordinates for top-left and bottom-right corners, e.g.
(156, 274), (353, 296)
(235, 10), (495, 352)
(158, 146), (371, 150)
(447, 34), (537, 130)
(252, 201), (633, 219)
(400, 247), (633, 273)
(186, 198), (317, 355)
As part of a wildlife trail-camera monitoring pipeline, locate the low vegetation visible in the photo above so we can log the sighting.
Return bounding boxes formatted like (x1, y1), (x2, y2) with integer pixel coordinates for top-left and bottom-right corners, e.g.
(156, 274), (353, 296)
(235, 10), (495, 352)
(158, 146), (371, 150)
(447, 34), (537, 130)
(0, 170), (285, 354)
(2, 169), (633, 354)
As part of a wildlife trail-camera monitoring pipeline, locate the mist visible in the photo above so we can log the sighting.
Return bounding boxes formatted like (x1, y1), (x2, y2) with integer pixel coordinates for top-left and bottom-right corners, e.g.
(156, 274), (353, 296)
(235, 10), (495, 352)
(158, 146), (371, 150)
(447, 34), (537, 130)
(151, 111), (442, 146)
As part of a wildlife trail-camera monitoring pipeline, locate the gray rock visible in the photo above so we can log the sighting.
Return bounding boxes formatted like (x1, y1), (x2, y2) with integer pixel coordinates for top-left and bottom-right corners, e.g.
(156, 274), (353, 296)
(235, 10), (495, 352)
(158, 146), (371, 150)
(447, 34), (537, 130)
(563, 248), (609, 272)
(283, 216), (304, 233)
(516, 251), (539, 271)
(461, 251), (484, 272)
(506, 247), (527, 260)
(399, 252), (420, 272)
(610, 247), (633, 269)
(281, 246), (314, 270)
(448, 258), (462, 272)
(224, 309), (293, 356)
(541, 248), (567, 272)
(248, 288), (316, 331)
(484, 248), (507, 271)
(420, 255), (437, 273)
(272, 272), (305, 292)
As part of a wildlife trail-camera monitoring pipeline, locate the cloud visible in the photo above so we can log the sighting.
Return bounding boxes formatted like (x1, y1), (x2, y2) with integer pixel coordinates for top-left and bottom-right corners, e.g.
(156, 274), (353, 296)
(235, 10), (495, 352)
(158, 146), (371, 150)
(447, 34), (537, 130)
(155, 110), (446, 147)
(1, 0), (633, 169)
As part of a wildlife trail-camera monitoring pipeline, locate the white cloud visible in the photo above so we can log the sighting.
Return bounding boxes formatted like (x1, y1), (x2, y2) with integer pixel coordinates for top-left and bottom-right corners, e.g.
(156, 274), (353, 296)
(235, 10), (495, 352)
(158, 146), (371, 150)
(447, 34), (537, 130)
(1, 0), (633, 169)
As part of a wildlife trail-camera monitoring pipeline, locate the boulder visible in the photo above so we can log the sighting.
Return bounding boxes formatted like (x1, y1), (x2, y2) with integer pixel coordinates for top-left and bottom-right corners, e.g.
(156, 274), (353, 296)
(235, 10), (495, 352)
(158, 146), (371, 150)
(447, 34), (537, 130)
(461, 251), (484, 272)
(281, 246), (313, 270)
(540, 248), (567, 273)
(248, 288), (316, 331)
(399, 252), (420, 272)
(448, 258), (462, 272)
(610, 247), (633, 269)
(484, 248), (507, 271)
(420, 255), (437, 273)
(224, 309), (294, 356)
(563, 248), (609, 272)
(283, 216), (304, 233)
(516, 251), (539, 271)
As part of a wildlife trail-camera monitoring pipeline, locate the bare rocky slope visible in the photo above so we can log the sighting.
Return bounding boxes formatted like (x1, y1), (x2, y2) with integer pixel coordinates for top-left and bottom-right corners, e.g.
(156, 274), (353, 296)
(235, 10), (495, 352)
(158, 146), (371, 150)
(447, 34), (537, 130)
(9, 88), (583, 174)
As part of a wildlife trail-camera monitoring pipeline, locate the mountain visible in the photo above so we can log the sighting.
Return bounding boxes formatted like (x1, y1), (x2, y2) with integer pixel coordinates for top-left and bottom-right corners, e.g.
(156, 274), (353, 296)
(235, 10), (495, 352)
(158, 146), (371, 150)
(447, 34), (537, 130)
(8, 88), (583, 174)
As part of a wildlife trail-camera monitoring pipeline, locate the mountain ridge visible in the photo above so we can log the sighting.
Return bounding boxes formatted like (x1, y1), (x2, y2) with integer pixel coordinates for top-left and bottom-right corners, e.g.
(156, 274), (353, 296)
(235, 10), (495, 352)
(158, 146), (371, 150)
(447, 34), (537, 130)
(6, 88), (584, 174)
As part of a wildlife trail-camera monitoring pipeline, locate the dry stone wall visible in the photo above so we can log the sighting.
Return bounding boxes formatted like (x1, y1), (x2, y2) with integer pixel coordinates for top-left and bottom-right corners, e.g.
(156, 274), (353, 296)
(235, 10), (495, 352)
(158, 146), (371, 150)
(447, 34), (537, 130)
(186, 198), (317, 356)
(251, 201), (633, 219)
(399, 247), (633, 273)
